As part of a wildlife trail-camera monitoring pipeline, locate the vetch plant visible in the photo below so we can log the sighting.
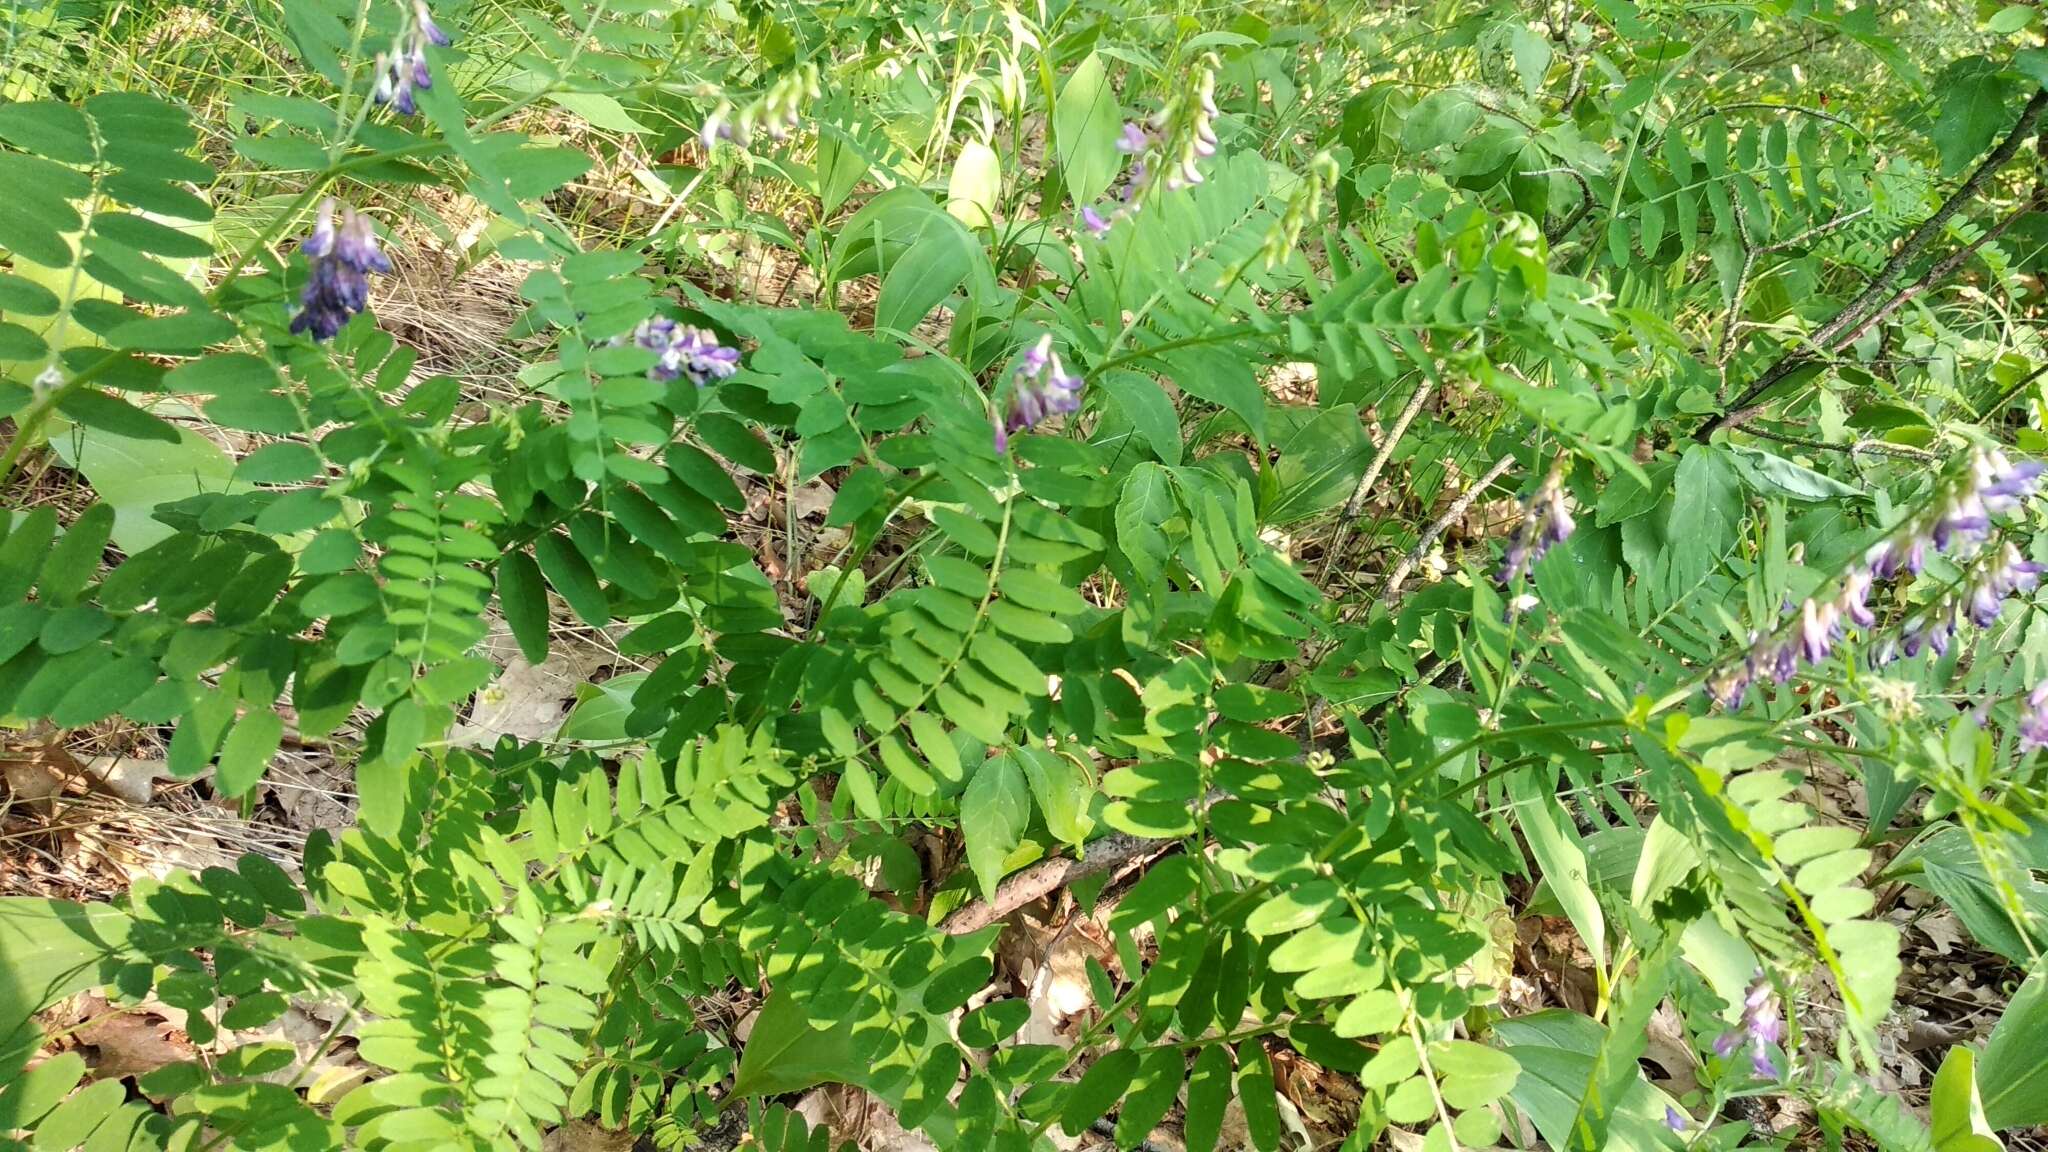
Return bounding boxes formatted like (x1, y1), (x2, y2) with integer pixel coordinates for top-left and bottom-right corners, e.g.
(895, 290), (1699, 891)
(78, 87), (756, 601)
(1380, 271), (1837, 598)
(0, 3), (2046, 1152)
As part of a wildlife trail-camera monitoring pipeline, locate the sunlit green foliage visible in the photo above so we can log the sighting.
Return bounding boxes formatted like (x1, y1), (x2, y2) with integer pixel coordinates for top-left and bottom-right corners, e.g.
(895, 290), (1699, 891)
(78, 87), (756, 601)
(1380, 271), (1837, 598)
(2, 0), (2047, 1150)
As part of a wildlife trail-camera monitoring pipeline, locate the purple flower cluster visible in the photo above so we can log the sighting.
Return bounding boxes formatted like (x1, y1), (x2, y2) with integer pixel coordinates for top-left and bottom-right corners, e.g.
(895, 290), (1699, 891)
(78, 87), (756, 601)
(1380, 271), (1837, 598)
(1495, 471), (1574, 586)
(373, 2), (452, 116)
(1866, 449), (2044, 579)
(618, 317), (740, 386)
(1714, 973), (1785, 1079)
(2020, 682), (2048, 749)
(994, 335), (1083, 452)
(1874, 541), (2041, 664)
(1078, 63), (1220, 238)
(1709, 448), (2044, 709)
(701, 65), (821, 152)
(291, 199), (392, 342)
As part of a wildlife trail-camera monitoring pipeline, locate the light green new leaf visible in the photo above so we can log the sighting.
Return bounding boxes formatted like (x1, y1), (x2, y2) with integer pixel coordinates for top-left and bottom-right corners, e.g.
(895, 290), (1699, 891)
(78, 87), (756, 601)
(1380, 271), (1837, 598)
(946, 140), (1000, 228)
(549, 92), (650, 134)
(216, 708), (284, 798)
(1929, 1047), (2002, 1152)
(47, 416), (249, 551)
(558, 673), (651, 744)
(1510, 771), (1606, 972)
(1053, 53), (1121, 208)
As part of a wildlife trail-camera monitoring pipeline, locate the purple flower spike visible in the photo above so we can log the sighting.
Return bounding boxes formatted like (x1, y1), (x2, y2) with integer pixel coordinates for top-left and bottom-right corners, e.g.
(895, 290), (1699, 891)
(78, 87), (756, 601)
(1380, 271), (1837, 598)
(414, 1), (452, 46)
(292, 199), (390, 341)
(1079, 206), (1113, 237)
(372, 53), (397, 106)
(1116, 121), (1150, 155)
(995, 336), (1085, 451)
(672, 326), (741, 384)
(2020, 682), (2048, 749)
(1018, 334), (1051, 378)
(616, 318), (742, 386)
(1495, 470), (1574, 588)
(336, 211), (392, 275)
(1717, 972), (1786, 1082)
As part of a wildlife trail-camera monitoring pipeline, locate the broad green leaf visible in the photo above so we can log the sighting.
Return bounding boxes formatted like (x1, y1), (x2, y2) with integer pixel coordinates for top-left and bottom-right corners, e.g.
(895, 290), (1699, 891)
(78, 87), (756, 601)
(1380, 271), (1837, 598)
(1510, 771), (1606, 972)
(961, 753), (1029, 899)
(1053, 53), (1121, 208)
(1931, 57), (2011, 175)
(1401, 89), (1480, 152)
(1980, 963), (2048, 1129)
(1668, 444), (1741, 591)
(1494, 1011), (1685, 1152)
(46, 416), (249, 551)
(731, 988), (866, 1098)
(0, 899), (136, 1052)
(1115, 462), (1175, 587)
(946, 140), (1001, 228)
(1930, 1047), (2002, 1152)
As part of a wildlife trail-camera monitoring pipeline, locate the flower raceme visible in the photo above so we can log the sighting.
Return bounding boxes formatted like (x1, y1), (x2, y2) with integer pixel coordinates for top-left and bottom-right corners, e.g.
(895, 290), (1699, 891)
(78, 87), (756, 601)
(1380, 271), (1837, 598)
(702, 65), (823, 151)
(291, 199), (392, 342)
(616, 317), (741, 386)
(1078, 59), (1222, 238)
(1866, 448), (2045, 579)
(1708, 448), (2044, 710)
(994, 335), (1083, 452)
(1714, 973), (1786, 1079)
(1494, 470), (1574, 587)
(373, 2), (452, 117)
(2019, 682), (2048, 749)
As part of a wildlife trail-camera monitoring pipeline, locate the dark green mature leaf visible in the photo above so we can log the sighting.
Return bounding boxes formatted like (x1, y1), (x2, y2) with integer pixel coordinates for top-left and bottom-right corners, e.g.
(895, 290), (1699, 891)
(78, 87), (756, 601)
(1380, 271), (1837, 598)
(1237, 1041), (1280, 1152)
(1182, 1043), (1232, 1152)
(37, 503), (113, 604)
(497, 550), (553, 665)
(1669, 444), (1742, 589)
(1116, 1047), (1186, 1148)
(216, 707), (284, 797)
(1060, 1049), (1140, 1136)
(535, 533), (609, 627)
(1931, 57), (2012, 175)
(55, 389), (180, 443)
